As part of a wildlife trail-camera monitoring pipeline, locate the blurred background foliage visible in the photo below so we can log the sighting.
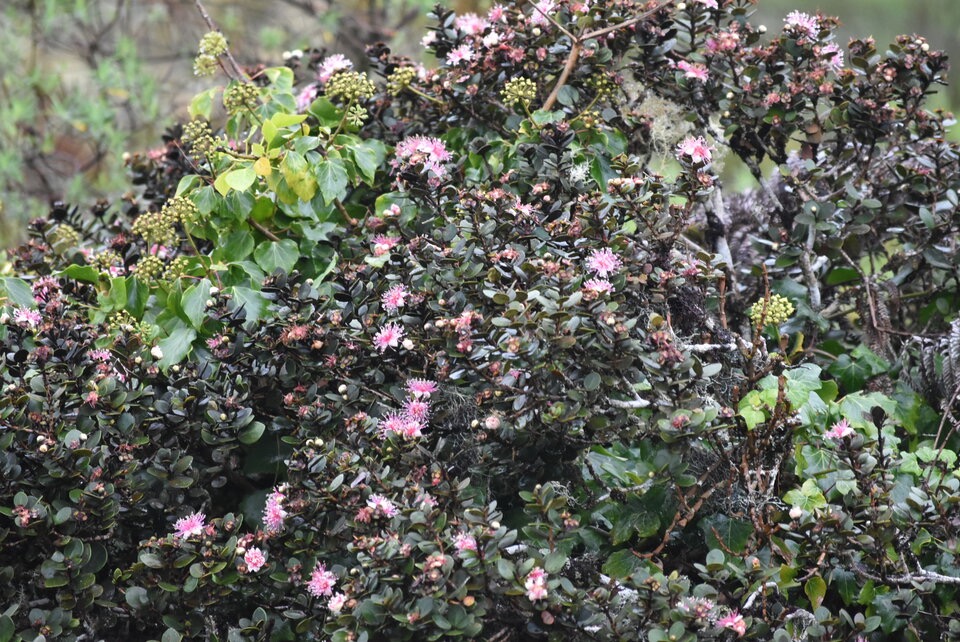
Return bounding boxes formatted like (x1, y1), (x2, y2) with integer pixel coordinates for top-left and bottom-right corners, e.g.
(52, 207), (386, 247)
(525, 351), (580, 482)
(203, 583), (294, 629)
(1, 0), (958, 249)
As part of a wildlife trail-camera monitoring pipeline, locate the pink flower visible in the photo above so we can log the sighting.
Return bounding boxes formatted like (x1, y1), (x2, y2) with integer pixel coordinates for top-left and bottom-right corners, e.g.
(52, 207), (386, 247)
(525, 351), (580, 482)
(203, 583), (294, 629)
(446, 44), (475, 66)
(454, 532), (478, 553)
(584, 278), (614, 294)
(328, 591), (349, 613)
(374, 322), (405, 353)
(677, 60), (709, 82)
(372, 234), (401, 256)
(307, 562), (338, 597)
(586, 248), (623, 278)
(421, 31), (437, 48)
(454, 13), (488, 35)
(403, 398), (431, 422)
(822, 43), (844, 71)
(367, 494), (398, 518)
(784, 11), (819, 39)
(380, 411), (424, 440)
(296, 84), (318, 112)
(407, 378), (439, 398)
(694, 0), (718, 8)
(244, 547), (267, 572)
(381, 284), (409, 313)
(528, 0), (556, 27)
(173, 511), (206, 539)
(825, 418), (854, 440)
(524, 566), (548, 601)
(263, 487), (288, 534)
(88, 349), (111, 362)
(317, 54), (353, 84)
(487, 4), (507, 22)
(13, 306), (41, 329)
(676, 135), (714, 164)
(718, 610), (747, 636)
(84, 390), (99, 406)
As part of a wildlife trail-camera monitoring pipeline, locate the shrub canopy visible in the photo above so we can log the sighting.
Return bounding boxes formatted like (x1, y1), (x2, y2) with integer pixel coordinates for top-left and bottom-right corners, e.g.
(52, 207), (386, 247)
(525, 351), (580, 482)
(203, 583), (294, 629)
(3, 0), (960, 640)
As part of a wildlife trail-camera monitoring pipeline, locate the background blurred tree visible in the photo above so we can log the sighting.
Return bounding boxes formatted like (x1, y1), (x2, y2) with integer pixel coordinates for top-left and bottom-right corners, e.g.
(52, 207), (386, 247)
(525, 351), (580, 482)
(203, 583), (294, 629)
(0, 0), (956, 250)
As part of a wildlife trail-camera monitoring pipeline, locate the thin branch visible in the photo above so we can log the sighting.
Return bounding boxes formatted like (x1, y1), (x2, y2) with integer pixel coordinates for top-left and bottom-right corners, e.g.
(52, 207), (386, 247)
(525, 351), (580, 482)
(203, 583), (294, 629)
(742, 581), (779, 611)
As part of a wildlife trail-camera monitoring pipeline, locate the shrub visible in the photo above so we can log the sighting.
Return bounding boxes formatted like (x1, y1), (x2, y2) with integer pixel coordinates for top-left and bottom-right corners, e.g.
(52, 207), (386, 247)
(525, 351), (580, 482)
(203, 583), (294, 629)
(2, 0), (960, 640)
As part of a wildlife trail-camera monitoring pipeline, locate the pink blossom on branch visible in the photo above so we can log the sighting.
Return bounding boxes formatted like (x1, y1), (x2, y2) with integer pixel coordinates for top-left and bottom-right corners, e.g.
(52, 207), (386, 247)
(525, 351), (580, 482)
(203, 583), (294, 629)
(243, 547), (267, 572)
(585, 248), (623, 278)
(173, 511), (206, 539)
(677, 60), (709, 82)
(525, 566), (549, 601)
(373, 322), (405, 353)
(407, 378), (439, 398)
(825, 417), (854, 440)
(784, 11), (820, 39)
(381, 284), (410, 313)
(307, 562), (338, 597)
(718, 610), (747, 636)
(676, 135), (714, 165)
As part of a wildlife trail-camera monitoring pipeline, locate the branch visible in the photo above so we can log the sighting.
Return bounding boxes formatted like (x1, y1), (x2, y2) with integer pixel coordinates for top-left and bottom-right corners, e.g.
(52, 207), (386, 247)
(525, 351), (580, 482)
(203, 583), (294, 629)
(742, 581), (779, 611)
(608, 397), (651, 409)
(851, 561), (960, 586)
(685, 342), (739, 353)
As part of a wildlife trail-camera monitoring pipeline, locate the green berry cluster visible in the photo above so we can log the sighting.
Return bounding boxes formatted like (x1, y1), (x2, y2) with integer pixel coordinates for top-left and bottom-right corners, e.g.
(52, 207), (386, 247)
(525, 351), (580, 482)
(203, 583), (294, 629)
(164, 256), (192, 280)
(199, 31), (228, 57)
(131, 211), (177, 248)
(325, 71), (376, 103)
(162, 196), (200, 227)
(223, 82), (260, 115)
(49, 224), (80, 254)
(134, 255), (165, 280)
(108, 310), (141, 334)
(92, 250), (124, 274)
(749, 294), (795, 327)
(182, 120), (219, 163)
(387, 67), (417, 96)
(194, 31), (227, 77)
(501, 77), (537, 106)
(587, 74), (618, 100)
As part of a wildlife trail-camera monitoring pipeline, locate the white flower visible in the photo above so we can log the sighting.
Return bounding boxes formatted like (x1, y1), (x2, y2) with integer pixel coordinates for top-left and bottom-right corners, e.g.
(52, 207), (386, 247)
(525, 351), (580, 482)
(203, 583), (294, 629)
(151, 345), (164, 359)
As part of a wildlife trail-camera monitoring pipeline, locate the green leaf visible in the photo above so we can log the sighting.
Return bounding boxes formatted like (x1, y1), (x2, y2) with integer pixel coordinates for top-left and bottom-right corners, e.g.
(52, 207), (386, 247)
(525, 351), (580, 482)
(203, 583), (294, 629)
(701, 515), (753, 554)
(583, 372), (601, 391)
(783, 478), (827, 511)
(315, 158), (349, 206)
(804, 575), (827, 609)
(180, 279), (211, 329)
(157, 327), (197, 369)
(0, 277), (35, 307)
(239, 421), (266, 445)
(351, 139), (387, 184)
(189, 88), (219, 120)
(281, 150), (317, 201)
(161, 628), (183, 642)
(825, 267), (860, 285)
(0, 615), (14, 642)
(228, 286), (268, 330)
(225, 166), (257, 193)
(602, 549), (644, 579)
(214, 230), (255, 262)
(271, 112), (308, 128)
(254, 239), (299, 274)
(60, 264), (101, 283)
(125, 276), (150, 319)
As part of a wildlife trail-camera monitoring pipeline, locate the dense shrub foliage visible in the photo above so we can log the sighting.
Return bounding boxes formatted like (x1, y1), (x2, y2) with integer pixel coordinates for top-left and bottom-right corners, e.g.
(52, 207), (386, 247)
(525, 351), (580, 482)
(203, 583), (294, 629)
(3, 0), (960, 640)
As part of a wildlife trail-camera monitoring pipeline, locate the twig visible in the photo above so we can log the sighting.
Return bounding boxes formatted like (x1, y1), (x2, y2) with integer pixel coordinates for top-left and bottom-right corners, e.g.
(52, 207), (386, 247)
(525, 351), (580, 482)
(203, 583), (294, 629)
(685, 342), (739, 353)
(850, 560), (960, 586)
(250, 219), (281, 242)
(742, 581), (779, 611)
(608, 397), (651, 409)
(540, 0), (672, 111)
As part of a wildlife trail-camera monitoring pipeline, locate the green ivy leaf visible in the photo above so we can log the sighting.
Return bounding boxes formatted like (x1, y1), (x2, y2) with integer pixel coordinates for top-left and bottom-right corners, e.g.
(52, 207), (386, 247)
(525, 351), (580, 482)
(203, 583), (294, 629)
(602, 549), (644, 579)
(157, 327), (197, 369)
(0, 277), (35, 308)
(225, 166), (257, 193)
(784, 479), (827, 511)
(281, 150), (317, 201)
(804, 575), (827, 609)
(254, 239), (299, 274)
(60, 265), (101, 283)
(351, 139), (387, 184)
(315, 158), (349, 206)
(180, 279), (211, 330)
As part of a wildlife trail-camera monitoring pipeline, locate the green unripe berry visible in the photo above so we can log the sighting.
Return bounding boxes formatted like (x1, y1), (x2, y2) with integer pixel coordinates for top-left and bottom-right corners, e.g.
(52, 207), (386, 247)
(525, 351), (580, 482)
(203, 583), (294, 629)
(325, 71), (376, 103)
(501, 77), (538, 107)
(749, 294), (794, 327)
(387, 67), (417, 96)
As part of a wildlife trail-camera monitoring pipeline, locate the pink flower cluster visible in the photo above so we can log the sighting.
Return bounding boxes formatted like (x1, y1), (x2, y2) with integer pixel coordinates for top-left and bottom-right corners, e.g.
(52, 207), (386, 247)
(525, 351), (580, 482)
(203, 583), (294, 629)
(262, 486), (288, 534)
(317, 54), (353, 84)
(784, 11), (820, 40)
(12, 306), (42, 329)
(366, 494), (399, 518)
(373, 322), (405, 353)
(586, 248), (623, 278)
(393, 136), (452, 187)
(677, 60), (709, 82)
(381, 283), (410, 313)
(307, 561), (338, 597)
(243, 547), (267, 573)
(525, 566), (548, 601)
(825, 417), (854, 440)
(380, 378), (439, 440)
(453, 532), (478, 553)
(676, 135), (714, 165)
(372, 234), (401, 256)
(173, 511), (207, 539)
(718, 610), (747, 636)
